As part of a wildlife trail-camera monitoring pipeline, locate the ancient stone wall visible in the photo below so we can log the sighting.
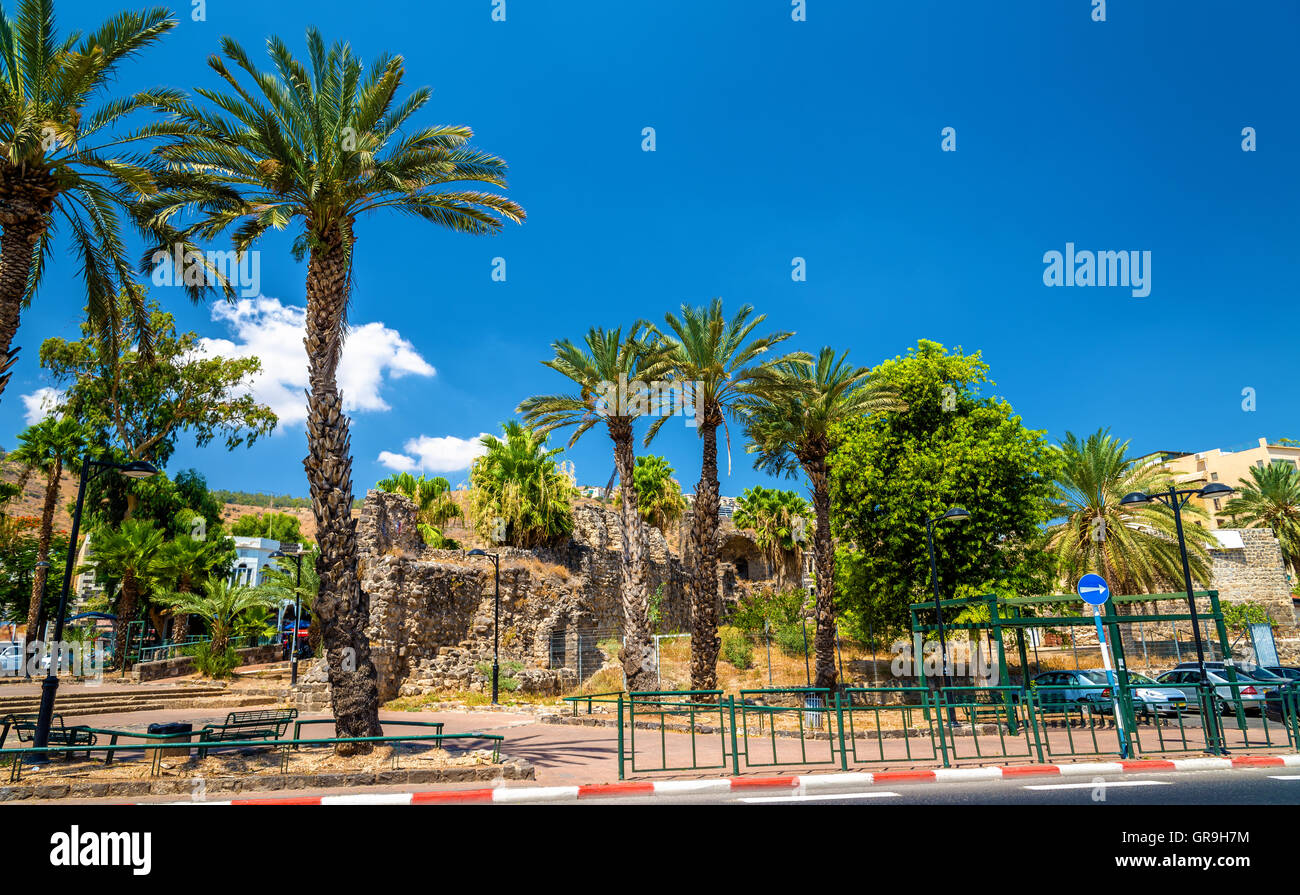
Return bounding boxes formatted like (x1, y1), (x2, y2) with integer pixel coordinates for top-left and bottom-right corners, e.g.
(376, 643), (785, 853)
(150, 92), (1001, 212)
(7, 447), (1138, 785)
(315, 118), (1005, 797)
(1209, 528), (1297, 630)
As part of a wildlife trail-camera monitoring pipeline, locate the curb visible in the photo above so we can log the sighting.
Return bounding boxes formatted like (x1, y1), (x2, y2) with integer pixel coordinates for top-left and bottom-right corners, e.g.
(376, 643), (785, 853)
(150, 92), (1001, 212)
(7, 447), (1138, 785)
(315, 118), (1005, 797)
(138, 753), (1300, 804)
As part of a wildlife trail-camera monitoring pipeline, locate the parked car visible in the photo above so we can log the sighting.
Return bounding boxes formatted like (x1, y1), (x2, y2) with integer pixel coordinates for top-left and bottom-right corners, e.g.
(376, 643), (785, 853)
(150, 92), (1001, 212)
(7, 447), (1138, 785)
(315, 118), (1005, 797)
(1172, 660), (1288, 684)
(1262, 665), (1300, 682)
(1031, 671), (1113, 709)
(0, 641), (22, 675)
(1155, 668), (1269, 714)
(1084, 669), (1187, 717)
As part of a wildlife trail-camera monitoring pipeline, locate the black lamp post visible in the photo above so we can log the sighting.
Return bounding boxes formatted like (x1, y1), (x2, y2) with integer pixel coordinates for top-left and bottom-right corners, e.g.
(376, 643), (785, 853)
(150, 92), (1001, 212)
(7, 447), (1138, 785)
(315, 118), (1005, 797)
(32, 455), (158, 758)
(468, 549), (501, 704)
(1120, 482), (1236, 694)
(925, 505), (970, 724)
(268, 546), (305, 686)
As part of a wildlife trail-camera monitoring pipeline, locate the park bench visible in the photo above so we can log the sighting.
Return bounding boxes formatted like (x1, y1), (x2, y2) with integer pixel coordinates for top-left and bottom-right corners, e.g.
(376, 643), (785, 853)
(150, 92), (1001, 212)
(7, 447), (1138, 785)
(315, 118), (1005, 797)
(0, 713), (98, 759)
(197, 708), (299, 758)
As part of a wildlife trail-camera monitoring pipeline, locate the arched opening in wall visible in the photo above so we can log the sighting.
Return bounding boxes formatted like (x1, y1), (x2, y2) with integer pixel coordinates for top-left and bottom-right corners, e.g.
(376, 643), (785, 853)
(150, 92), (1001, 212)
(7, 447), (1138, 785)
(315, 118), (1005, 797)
(735, 557), (750, 580)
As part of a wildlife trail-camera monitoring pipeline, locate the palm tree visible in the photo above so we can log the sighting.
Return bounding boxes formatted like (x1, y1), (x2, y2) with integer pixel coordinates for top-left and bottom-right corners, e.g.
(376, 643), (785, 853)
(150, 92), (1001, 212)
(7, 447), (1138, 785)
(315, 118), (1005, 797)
(0, 1), (194, 405)
(519, 325), (672, 690)
(9, 416), (88, 637)
(732, 485), (811, 588)
(156, 533), (229, 639)
(1046, 429), (1215, 595)
(469, 422), (575, 549)
(376, 471), (462, 546)
(628, 455), (687, 533)
(1222, 463), (1300, 574)
(87, 518), (165, 666)
(163, 578), (272, 657)
(738, 347), (900, 687)
(649, 299), (801, 690)
(143, 29), (524, 748)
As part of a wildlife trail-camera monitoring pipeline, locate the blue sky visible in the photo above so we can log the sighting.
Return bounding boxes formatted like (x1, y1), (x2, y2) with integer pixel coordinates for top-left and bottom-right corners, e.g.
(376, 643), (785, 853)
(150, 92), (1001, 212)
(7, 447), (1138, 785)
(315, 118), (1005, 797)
(3, 0), (1297, 502)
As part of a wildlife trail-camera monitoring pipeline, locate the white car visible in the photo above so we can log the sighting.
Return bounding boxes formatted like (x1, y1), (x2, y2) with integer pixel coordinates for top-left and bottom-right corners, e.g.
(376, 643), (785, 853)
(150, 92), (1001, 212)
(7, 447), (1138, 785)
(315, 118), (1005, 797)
(0, 641), (23, 675)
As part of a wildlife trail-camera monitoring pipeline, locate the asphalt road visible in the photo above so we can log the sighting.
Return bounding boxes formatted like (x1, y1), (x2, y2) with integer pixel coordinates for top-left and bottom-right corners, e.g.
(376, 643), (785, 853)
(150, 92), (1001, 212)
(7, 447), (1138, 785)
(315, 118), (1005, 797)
(581, 767), (1300, 805)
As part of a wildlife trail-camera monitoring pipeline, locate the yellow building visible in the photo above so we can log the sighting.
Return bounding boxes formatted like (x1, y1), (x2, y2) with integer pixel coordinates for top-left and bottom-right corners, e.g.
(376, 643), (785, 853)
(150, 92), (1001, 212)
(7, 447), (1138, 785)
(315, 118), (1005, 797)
(1139, 437), (1300, 528)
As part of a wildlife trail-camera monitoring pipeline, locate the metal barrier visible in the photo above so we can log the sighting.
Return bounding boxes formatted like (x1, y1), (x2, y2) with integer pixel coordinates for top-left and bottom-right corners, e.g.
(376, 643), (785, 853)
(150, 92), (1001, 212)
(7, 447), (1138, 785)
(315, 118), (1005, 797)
(613, 681), (1300, 778)
(1, 727), (505, 782)
(561, 691), (624, 716)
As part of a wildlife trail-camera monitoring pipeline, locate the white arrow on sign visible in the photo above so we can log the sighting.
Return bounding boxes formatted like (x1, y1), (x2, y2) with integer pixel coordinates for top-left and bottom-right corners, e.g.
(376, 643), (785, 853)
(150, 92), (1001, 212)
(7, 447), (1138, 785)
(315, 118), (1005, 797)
(1079, 585), (1107, 596)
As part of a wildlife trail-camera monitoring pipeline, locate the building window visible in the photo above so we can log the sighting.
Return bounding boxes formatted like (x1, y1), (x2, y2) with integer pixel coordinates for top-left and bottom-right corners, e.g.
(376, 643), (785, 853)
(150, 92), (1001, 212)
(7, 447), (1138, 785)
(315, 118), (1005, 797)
(1213, 498), (1221, 510)
(1210, 471), (1219, 481)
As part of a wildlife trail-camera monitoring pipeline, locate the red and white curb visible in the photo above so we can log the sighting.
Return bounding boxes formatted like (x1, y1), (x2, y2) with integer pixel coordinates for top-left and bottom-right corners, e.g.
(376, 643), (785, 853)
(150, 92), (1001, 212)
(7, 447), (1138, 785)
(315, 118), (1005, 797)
(140, 753), (1300, 804)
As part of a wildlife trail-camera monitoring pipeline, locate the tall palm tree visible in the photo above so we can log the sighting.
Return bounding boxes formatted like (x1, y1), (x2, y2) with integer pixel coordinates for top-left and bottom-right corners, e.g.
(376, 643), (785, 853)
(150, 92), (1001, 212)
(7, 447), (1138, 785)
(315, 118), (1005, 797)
(9, 415), (88, 637)
(628, 454), (687, 533)
(738, 347), (900, 688)
(650, 299), (801, 690)
(732, 485), (811, 588)
(519, 324), (672, 690)
(87, 518), (165, 666)
(1046, 429), (1215, 595)
(1222, 463), (1300, 574)
(144, 30), (524, 748)
(0, 1), (194, 405)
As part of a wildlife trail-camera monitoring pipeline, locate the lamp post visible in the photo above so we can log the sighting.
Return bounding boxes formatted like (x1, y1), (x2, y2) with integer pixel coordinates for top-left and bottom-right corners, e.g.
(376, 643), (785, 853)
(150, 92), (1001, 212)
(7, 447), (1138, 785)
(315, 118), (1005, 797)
(268, 546), (305, 686)
(32, 455), (158, 758)
(925, 505), (970, 724)
(1120, 482), (1236, 697)
(468, 549), (501, 704)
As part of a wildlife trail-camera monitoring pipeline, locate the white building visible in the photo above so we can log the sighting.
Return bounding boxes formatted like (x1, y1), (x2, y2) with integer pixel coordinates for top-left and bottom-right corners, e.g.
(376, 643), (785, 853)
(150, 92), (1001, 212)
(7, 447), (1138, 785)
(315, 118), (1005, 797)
(230, 537), (281, 587)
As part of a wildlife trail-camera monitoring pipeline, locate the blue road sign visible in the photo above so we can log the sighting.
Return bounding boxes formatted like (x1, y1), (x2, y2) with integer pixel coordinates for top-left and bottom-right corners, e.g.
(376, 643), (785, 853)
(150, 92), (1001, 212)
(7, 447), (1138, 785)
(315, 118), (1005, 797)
(1076, 573), (1110, 606)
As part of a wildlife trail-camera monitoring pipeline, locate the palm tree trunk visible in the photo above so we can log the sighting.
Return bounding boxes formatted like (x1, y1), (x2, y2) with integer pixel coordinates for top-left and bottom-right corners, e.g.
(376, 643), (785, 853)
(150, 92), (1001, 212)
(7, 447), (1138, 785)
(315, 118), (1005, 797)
(610, 420), (656, 691)
(0, 166), (57, 406)
(26, 457), (62, 639)
(114, 571), (138, 669)
(302, 222), (382, 754)
(689, 411), (723, 690)
(804, 453), (837, 690)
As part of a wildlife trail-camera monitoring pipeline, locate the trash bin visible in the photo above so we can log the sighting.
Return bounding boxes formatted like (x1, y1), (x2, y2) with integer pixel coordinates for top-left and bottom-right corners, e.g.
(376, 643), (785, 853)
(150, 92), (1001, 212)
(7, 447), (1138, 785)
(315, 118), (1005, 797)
(802, 695), (825, 729)
(147, 722), (194, 759)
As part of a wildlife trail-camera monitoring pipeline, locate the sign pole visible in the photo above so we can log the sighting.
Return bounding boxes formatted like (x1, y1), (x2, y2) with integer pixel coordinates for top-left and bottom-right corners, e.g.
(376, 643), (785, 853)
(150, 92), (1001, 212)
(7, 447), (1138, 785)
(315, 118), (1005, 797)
(1077, 573), (1130, 759)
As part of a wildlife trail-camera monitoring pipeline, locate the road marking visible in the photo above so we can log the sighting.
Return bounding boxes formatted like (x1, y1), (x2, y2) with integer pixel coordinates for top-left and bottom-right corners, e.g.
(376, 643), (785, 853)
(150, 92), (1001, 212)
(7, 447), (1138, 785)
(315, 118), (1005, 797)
(1266, 775), (1300, 781)
(1023, 780), (1172, 791)
(738, 791), (901, 803)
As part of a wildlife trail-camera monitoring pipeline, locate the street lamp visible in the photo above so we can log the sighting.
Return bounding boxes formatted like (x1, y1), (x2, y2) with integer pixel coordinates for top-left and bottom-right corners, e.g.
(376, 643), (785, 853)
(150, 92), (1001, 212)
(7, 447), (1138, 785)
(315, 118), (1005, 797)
(467, 549), (501, 704)
(32, 455), (158, 758)
(1120, 482), (1236, 695)
(269, 545), (306, 686)
(926, 505), (970, 724)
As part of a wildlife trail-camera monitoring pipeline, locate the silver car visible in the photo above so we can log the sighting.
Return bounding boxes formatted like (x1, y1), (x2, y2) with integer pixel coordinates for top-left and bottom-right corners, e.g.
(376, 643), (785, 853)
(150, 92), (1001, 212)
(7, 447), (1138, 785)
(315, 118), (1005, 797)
(1155, 668), (1269, 713)
(0, 641), (22, 676)
(1086, 669), (1187, 717)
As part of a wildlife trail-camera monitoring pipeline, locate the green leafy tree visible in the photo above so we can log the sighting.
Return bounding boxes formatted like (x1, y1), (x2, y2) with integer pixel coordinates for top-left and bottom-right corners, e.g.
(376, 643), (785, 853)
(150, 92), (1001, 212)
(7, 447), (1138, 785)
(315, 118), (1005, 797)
(39, 295), (276, 472)
(142, 29), (524, 750)
(1222, 463), (1300, 574)
(230, 511), (307, 545)
(519, 324), (673, 689)
(155, 533), (234, 638)
(1046, 429), (1215, 595)
(625, 455), (687, 532)
(649, 299), (802, 690)
(86, 518), (165, 665)
(374, 472), (461, 547)
(0, 519), (67, 628)
(733, 486), (810, 588)
(163, 578), (273, 663)
(829, 341), (1058, 635)
(9, 416), (89, 635)
(0, 1), (196, 407)
(469, 422), (575, 549)
(738, 346), (900, 687)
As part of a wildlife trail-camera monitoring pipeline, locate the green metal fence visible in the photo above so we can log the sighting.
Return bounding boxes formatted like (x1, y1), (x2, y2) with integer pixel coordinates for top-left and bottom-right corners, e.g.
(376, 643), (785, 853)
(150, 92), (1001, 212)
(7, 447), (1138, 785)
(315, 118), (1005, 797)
(614, 681), (1300, 778)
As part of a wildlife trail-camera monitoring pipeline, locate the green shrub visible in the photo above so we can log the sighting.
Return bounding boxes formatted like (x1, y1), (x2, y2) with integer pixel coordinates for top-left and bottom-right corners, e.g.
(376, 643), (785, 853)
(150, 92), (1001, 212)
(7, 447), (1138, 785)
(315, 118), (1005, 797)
(475, 659), (523, 691)
(721, 627), (753, 669)
(190, 642), (241, 679)
(730, 587), (810, 636)
(774, 622), (808, 658)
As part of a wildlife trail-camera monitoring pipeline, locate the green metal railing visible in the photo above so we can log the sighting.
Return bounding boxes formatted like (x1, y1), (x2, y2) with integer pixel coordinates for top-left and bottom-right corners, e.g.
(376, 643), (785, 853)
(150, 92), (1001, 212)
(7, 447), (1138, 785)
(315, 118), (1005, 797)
(1, 727), (506, 783)
(613, 680), (1300, 778)
(561, 691), (625, 716)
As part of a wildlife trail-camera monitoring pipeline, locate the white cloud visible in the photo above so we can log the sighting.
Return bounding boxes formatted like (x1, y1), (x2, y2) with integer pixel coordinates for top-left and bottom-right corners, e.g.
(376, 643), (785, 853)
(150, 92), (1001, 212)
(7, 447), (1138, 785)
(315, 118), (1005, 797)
(20, 387), (62, 425)
(379, 433), (491, 474)
(197, 297), (435, 426)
